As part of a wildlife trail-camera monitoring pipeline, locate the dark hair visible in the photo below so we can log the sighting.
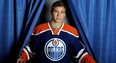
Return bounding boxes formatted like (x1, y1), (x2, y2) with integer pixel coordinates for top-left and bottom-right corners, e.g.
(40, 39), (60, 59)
(51, 1), (66, 12)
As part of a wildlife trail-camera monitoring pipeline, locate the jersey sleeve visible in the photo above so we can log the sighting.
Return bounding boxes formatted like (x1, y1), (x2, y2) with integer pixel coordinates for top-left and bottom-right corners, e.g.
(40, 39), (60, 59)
(71, 37), (96, 63)
(19, 23), (48, 62)
(19, 35), (39, 62)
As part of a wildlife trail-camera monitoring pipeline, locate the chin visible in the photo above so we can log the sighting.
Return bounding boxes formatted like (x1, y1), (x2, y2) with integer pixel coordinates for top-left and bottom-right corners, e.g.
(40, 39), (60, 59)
(56, 21), (62, 23)
(55, 20), (62, 23)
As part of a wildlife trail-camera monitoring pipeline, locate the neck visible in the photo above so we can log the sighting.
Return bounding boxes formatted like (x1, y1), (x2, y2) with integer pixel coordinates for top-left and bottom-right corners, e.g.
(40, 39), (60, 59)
(50, 21), (63, 29)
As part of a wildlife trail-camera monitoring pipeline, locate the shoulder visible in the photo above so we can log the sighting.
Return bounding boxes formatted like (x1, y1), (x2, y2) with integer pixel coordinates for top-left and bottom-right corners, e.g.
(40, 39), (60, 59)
(62, 23), (79, 37)
(32, 23), (49, 35)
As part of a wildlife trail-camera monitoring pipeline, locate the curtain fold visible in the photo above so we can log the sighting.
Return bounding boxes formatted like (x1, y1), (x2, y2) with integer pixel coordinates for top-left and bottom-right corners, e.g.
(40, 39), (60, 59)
(0, 0), (45, 63)
(68, 0), (116, 63)
(67, 0), (96, 59)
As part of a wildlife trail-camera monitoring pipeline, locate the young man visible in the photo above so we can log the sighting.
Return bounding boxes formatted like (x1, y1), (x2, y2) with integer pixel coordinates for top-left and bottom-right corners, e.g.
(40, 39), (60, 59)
(17, 1), (96, 63)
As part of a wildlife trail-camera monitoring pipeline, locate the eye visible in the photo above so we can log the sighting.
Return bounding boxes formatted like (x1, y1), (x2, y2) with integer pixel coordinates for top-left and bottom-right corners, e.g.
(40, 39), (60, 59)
(53, 10), (58, 13)
(61, 11), (65, 13)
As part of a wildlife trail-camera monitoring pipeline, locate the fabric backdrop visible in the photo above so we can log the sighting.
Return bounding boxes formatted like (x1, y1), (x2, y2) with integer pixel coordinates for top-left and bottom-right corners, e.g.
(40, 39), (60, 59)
(68, 0), (116, 63)
(0, 0), (45, 63)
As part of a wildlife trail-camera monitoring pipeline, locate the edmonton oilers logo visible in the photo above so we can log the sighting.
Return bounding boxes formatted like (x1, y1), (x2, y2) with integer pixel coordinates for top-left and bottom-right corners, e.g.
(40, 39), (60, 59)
(44, 38), (66, 61)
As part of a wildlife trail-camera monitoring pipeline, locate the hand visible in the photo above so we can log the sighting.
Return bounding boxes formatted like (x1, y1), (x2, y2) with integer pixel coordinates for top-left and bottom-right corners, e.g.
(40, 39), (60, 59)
(17, 56), (24, 63)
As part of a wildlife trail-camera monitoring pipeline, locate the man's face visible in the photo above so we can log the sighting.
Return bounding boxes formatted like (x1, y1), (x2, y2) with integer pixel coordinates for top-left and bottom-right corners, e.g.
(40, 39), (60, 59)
(52, 6), (66, 23)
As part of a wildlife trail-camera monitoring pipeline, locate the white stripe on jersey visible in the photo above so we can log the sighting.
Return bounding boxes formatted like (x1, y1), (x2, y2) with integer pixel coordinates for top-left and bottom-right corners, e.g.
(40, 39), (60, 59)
(75, 49), (85, 58)
(23, 48), (30, 60)
(79, 52), (88, 63)
(62, 30), (79, 38)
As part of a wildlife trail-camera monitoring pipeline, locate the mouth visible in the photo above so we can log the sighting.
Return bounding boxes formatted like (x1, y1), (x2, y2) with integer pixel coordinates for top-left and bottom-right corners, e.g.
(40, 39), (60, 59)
(56, 18), (61, 20)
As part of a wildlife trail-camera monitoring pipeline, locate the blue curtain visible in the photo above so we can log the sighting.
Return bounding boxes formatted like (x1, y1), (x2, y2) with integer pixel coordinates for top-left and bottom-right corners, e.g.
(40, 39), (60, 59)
(0, 0), (45, 63)
(68, 0), (116, 63)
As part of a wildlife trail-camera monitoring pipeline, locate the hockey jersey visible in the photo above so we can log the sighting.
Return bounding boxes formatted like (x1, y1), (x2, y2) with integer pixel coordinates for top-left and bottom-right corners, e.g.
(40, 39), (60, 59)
(20, 22), (95, 63)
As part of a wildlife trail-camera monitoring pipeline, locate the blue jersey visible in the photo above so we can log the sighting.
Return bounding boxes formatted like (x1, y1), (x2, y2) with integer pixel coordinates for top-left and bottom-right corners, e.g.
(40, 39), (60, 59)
(21, 22), (95, 63)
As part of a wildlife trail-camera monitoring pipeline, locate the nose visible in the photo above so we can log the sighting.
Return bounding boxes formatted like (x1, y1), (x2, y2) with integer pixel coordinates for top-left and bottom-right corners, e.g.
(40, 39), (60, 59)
(57, 12), (61, 17)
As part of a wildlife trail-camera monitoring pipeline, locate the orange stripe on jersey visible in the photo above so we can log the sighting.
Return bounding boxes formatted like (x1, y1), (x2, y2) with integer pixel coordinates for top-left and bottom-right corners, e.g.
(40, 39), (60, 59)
(62, 23), (79, 37)
(81, 54), (96, 63)
(51, 27), (61, 35)
(21, 50), (28, 63)
(32, 23), (50, 35)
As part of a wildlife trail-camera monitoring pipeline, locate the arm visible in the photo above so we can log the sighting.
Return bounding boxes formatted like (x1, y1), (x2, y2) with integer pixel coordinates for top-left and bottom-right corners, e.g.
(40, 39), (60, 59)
(74, 48), (96, 63)
(80, 52), (96, 63)
(17, 45), (34, 63)
(71, 38), (96, 63)
(17, 35), (38, 63)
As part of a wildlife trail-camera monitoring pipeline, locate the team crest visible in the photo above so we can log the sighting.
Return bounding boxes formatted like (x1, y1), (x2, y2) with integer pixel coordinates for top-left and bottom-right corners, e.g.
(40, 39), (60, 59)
(44, 38), (66, 61)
